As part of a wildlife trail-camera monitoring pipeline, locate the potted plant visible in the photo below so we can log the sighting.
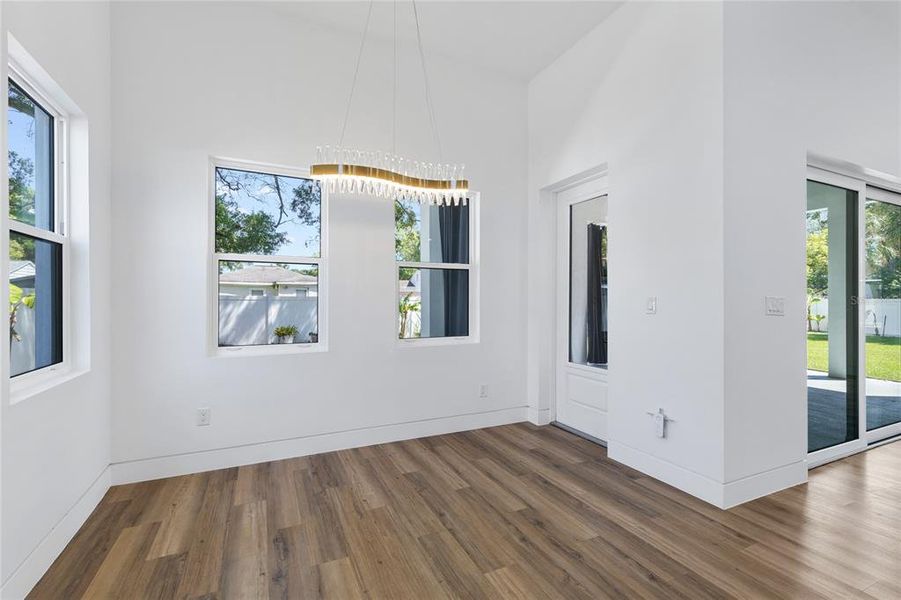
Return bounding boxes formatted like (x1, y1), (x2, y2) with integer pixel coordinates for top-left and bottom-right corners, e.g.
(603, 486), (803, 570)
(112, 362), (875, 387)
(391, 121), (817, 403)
(273, 324), (299, 344)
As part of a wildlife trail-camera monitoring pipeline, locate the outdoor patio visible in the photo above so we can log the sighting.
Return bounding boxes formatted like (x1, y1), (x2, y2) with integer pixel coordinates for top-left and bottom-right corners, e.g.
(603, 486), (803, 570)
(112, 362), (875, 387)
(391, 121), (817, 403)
(807, 370), (901, 452)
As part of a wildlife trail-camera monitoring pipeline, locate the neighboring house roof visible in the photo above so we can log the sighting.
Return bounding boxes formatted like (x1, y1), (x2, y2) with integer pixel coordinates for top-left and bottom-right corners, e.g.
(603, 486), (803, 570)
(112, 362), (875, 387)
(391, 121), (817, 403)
(9, 260), (35, 282)
(220, 265), (317, 286)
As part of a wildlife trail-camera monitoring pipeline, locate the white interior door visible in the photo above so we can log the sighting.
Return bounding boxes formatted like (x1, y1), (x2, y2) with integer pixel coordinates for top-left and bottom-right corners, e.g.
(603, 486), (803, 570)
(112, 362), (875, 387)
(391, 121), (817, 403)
(555, 182), (609, 442)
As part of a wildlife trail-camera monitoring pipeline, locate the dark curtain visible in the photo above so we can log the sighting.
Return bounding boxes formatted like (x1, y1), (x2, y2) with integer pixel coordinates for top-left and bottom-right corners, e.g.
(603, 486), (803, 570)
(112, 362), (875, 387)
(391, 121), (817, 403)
(438, 204), (470, 336)
(586, 224), (607, 364)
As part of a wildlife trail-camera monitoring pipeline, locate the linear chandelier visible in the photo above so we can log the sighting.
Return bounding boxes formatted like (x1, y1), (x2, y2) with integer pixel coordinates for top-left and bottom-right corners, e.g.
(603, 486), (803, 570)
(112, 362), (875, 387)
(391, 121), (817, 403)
(310, 0), (470, 205)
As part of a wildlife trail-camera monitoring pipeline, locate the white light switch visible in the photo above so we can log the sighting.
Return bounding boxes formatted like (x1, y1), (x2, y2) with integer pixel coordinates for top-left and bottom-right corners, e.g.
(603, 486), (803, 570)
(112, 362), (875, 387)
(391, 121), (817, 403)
(646, 296), (657, 314)
(765, 296), (785, 316)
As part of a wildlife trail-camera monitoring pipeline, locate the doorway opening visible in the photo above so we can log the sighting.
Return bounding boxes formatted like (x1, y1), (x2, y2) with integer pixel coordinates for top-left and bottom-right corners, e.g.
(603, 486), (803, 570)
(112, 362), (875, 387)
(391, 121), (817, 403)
(554, 178), (609, 444)
(806, 167), (901, 467)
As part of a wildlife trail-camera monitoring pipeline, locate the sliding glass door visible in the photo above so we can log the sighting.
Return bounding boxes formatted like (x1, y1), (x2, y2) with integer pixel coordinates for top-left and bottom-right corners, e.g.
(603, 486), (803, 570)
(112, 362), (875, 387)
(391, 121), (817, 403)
(807, 169), (901, 464)
(864, 188), (901, 440)
(806, 178), (859, 454)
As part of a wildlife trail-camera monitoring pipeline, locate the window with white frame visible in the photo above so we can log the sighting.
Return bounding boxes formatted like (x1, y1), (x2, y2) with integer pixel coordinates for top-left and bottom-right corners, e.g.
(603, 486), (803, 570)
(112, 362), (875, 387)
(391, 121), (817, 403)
(212, 162), (324, 349)
(395, 198), (473, 339)
(8, 76), (65, 378)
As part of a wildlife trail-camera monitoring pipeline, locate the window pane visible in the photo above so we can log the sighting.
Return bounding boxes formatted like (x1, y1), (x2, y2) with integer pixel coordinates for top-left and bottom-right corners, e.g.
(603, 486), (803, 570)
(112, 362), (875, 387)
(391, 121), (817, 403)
(806, 180), (859, 452)
(215, 167), (321, 257)
(399, 268), (468, 339)
(569, 197), (608, 367)
(395, 199), (469, 264)
(864, 198), (901, 431)
(9, 231), (63, 376)
(218, 261), (319, 346)
(8, 80), (54, 230)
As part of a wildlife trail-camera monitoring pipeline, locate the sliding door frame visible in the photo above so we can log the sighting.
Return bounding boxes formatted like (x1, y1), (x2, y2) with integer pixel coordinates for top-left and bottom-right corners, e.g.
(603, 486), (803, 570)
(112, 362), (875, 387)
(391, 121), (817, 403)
(863, 185), (901, 445)
(807, 167), (868, 469)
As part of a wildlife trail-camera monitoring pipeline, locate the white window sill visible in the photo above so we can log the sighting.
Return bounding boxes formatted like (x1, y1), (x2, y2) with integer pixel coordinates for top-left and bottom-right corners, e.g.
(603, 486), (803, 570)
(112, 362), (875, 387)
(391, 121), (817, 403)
(396, 336), (480, 348)
(9, 365), (89, 404)
(212, 343), (328, 359)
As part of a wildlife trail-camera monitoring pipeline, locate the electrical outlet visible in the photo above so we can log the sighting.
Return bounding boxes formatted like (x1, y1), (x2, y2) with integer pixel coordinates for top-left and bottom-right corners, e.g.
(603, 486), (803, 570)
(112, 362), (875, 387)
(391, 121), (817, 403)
(197, 407), (211, 426)
(479, 384), (488, 398)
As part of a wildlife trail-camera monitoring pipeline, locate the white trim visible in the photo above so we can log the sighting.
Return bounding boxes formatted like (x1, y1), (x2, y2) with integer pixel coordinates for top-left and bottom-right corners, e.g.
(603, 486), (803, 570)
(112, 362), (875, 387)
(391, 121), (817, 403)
(807, 152), (901, 195)
(528, 406), (552, 426)
(608, 440), (727, 508)
(0, 466), (110, 599)
(111, 405), (526, 485)
(866, 186), (901, 204)
(554, 172), (609, 438)
(721, 460), (807, 508)
(7, 50), (73, 398)
(208, 157), (328, 357)
(866, 422), (901, 443)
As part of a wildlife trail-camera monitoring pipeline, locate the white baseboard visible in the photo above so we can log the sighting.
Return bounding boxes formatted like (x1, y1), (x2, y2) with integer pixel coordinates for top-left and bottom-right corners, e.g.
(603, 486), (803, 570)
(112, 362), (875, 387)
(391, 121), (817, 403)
(609, 441), (808, 509)
(1, 467), (111, 600)
(111, 406), (528, 485)
(527, 407), (551, 425)
(722, 460), (807, 508)
(608, 440), (727, 507)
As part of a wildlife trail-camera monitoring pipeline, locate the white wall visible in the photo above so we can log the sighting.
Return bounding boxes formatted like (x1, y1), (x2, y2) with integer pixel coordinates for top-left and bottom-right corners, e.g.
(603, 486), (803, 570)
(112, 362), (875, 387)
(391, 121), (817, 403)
(722, 1), (900, 488)
(109, 2), (528, 476)
(528, 2), (727, 504)
(528, 0), (900, 508)
(0, 0), (112, 593)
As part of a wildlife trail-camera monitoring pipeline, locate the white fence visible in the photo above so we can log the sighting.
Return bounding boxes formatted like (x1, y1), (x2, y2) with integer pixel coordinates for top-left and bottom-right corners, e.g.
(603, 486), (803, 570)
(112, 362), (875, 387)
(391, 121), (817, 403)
(219, 296), (318, 346)
(10, 305), (35, 374)
(810, 298), (901, 337)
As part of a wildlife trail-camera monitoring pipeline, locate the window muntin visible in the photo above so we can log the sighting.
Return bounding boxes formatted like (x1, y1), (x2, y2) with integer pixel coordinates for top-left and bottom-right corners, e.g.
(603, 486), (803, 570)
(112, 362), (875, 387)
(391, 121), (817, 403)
(212, 163), (323, 350)
(8, 75), (66, 379)
(396, 199), (472, 340)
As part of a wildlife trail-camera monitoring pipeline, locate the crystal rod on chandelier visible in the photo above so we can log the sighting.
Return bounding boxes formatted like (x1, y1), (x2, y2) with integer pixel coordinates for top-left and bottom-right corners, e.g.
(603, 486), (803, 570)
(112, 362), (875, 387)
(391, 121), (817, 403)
(311, 146), (469, 206)
(310, 0), (471, 205)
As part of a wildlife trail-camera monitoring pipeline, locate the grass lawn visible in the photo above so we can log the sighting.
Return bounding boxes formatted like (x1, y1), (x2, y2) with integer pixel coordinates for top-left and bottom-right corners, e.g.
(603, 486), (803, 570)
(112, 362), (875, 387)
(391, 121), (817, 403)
(808, 332), (901, 382)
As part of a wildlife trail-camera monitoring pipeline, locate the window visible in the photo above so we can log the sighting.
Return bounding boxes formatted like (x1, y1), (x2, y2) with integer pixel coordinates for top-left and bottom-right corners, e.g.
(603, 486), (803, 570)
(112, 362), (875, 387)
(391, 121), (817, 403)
(212, 162), (324, 350)
(395, 198), (474, 340)
(569, 196), (608, 368)
(8, 76), (66, 378)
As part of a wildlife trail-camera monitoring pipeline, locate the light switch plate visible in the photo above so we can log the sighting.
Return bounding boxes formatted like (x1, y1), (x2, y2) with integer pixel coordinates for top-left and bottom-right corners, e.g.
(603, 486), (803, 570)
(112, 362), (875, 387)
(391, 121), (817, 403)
(765, 296), (785, 316)
(646, 297), (657, 315)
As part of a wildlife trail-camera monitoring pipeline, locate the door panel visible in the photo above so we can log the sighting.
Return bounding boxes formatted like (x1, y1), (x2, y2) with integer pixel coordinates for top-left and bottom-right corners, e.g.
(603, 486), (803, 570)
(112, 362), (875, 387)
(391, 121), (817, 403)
(806, 179), (860, 453)
(556, 192), (608, 442)
(864, 192), (901, 436)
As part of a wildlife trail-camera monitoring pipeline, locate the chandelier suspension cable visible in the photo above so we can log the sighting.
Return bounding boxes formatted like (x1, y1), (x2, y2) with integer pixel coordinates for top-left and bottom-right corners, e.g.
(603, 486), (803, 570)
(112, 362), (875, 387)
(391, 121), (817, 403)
(412, 0), (443, 163)
(393, 0), (398, 155)
(338, 0), (375, 149)
(311, 0), (469, 204)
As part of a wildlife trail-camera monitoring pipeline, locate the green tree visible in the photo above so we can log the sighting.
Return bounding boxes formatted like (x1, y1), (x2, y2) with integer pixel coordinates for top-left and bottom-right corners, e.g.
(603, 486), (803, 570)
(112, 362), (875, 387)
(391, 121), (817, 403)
(395, 200), (421, 280)
(806, 228), (828, 297)
(215, 194), (287, 255)
(8, 151), (35, 225)
(866, 201), (901, 298)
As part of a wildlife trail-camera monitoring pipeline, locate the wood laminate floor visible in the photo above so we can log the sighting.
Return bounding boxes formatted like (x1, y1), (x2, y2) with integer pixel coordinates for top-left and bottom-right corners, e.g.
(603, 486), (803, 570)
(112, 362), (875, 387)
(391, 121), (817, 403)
(29, 424), (901, 599)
